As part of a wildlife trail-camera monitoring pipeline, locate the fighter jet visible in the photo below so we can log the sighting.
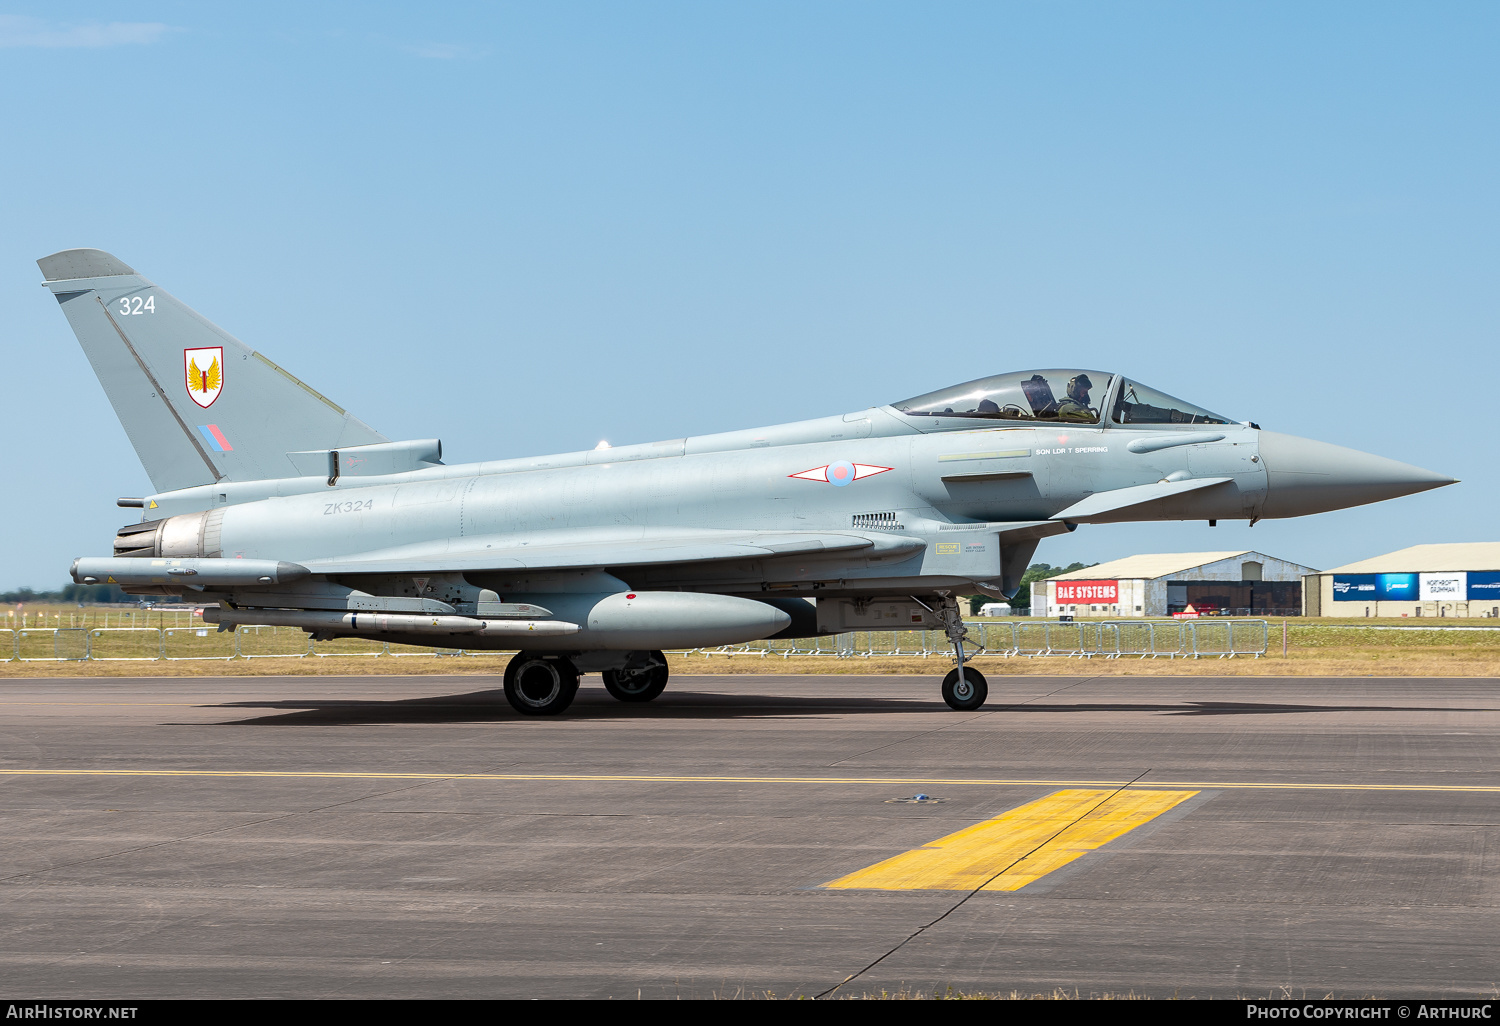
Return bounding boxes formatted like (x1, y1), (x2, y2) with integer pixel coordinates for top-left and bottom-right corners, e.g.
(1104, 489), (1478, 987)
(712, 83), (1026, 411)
(43, 249), (1455, 713)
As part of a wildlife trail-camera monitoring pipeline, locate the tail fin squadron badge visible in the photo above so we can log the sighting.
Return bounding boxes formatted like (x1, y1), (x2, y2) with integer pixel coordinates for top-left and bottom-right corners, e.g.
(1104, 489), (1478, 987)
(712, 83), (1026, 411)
(184, 347), (223, 408)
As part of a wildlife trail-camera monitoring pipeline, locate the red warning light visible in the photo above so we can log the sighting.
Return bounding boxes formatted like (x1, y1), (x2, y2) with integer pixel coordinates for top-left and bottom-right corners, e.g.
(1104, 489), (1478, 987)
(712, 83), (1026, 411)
(625, 593), (637, 599)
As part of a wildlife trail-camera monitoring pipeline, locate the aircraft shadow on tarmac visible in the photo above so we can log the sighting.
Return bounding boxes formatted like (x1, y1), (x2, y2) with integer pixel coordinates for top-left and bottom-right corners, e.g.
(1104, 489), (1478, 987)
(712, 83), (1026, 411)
(195, 691), (1486, 727)
(200, 688), (940, 726)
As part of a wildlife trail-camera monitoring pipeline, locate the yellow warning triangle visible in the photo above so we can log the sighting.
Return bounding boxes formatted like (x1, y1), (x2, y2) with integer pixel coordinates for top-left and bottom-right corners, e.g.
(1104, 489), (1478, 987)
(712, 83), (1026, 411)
(148, 500), (158, 509)
(106, 576), (117, 584)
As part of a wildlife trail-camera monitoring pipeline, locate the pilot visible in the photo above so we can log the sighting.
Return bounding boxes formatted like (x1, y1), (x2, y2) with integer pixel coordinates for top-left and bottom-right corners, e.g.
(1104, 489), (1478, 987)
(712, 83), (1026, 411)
(1056, 374), (1095, 422)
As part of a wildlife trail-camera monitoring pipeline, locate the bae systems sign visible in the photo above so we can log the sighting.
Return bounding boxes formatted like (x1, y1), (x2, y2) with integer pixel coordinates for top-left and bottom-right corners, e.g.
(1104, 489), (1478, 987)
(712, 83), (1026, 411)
(1055, 580), (1119, 604)
(1333, 572), (1500, 602)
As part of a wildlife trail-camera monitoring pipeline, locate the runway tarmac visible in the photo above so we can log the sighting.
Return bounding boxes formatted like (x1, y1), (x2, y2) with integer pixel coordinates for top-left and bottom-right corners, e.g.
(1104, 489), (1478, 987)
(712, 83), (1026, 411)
(1, 671), (1496, 999)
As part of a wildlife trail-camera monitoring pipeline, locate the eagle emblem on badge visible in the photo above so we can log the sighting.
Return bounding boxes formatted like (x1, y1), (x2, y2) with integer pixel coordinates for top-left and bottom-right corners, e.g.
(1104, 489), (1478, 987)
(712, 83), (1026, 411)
(184, 347), (223, 408)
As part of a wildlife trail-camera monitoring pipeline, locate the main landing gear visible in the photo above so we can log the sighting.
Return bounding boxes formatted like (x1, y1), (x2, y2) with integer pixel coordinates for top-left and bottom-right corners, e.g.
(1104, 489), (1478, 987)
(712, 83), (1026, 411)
(503, 653), (580, 716)
(922, 594), (988, 711)
(502, 650), (671, 715)
(602, 650), (669, 703)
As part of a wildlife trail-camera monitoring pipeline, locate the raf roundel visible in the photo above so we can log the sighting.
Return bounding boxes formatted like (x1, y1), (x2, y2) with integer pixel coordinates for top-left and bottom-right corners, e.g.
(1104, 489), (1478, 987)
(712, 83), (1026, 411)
(788, 462), (893, 484)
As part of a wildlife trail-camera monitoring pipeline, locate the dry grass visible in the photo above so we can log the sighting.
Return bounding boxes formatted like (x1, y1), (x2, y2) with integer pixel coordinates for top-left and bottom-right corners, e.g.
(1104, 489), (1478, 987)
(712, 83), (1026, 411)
(4, 606), (1499, 678)
(4, 645), (1498, 679)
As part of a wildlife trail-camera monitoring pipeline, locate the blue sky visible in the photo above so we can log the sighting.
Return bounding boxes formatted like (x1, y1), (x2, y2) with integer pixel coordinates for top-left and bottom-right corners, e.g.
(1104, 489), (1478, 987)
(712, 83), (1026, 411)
(3, 2), (1496, 589)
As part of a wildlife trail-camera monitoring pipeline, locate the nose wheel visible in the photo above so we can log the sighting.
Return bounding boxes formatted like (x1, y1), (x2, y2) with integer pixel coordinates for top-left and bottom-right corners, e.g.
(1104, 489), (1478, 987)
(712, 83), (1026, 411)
(941, 666), (989, 710)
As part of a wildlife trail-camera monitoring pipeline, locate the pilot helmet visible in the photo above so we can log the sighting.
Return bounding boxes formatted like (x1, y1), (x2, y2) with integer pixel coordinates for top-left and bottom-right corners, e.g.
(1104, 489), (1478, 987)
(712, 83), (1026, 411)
(1068, 373), (1093, 393)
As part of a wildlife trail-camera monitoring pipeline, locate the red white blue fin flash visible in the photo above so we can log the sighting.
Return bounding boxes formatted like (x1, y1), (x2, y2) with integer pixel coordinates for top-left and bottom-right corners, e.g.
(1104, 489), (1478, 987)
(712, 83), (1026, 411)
(789, 462), (892, 486)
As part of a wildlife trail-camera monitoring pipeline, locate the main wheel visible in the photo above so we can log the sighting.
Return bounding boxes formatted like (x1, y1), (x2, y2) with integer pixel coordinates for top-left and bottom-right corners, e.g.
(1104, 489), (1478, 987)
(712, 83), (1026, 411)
(602, 651), (669, 703)
(503, 654), (580, 716)
(941, 666), (988, 710)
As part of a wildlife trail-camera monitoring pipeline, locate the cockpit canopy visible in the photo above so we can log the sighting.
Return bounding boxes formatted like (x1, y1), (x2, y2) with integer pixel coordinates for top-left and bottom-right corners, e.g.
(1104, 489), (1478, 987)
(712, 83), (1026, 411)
(893, 370), (1231, 427)
(1112, 378), (1231, 426)
(894, 369), (1114, 424)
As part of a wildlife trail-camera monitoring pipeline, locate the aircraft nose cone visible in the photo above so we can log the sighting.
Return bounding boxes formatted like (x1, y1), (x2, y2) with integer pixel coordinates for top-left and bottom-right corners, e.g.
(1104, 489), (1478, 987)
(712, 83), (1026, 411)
(1257, 431), (1457, 519)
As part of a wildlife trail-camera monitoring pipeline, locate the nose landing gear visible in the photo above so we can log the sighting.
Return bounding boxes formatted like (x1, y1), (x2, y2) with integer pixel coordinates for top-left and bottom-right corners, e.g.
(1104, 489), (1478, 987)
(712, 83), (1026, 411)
(921, 594), (988, 710)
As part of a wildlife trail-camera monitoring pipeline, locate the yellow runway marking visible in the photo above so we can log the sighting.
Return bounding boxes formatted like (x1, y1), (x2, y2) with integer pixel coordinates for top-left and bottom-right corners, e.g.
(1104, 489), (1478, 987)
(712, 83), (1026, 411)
(0, 770), (1495, 794)
(825, 789), (1197, 891)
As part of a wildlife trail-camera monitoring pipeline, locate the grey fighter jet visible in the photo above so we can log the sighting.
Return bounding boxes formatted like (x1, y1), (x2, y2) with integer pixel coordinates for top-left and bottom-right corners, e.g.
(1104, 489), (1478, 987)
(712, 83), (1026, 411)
(43, 249), (1455, 713)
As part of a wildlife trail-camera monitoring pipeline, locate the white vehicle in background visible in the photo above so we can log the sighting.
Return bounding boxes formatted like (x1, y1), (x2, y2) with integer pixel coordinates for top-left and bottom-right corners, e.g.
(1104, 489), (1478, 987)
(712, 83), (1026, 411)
(977, 602), (1013, 618)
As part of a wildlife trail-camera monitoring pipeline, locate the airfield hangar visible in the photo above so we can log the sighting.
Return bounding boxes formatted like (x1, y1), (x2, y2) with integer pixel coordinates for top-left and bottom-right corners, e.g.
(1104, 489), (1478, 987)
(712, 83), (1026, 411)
(1030, 551), (1316, 618)
(1301, 542), (1500, 619)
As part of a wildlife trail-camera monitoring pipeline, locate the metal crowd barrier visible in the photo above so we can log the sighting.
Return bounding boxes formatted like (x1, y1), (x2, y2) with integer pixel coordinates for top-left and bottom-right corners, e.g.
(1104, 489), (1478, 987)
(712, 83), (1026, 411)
(691, 619), (1268, 660)
(1, 620), (1270, 662)
(1, 624), (478, 662)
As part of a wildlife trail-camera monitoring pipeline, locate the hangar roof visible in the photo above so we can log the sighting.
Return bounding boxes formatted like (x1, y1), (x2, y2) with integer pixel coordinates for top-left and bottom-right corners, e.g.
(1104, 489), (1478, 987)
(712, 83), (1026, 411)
(1051, 551), (1258, 581)
(1319, 543), (1500, 575)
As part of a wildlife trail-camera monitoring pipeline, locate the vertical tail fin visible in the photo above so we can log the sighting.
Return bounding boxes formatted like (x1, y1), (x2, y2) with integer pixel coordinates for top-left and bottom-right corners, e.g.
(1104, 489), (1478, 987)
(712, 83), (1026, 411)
(39, 249), (387, 492)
